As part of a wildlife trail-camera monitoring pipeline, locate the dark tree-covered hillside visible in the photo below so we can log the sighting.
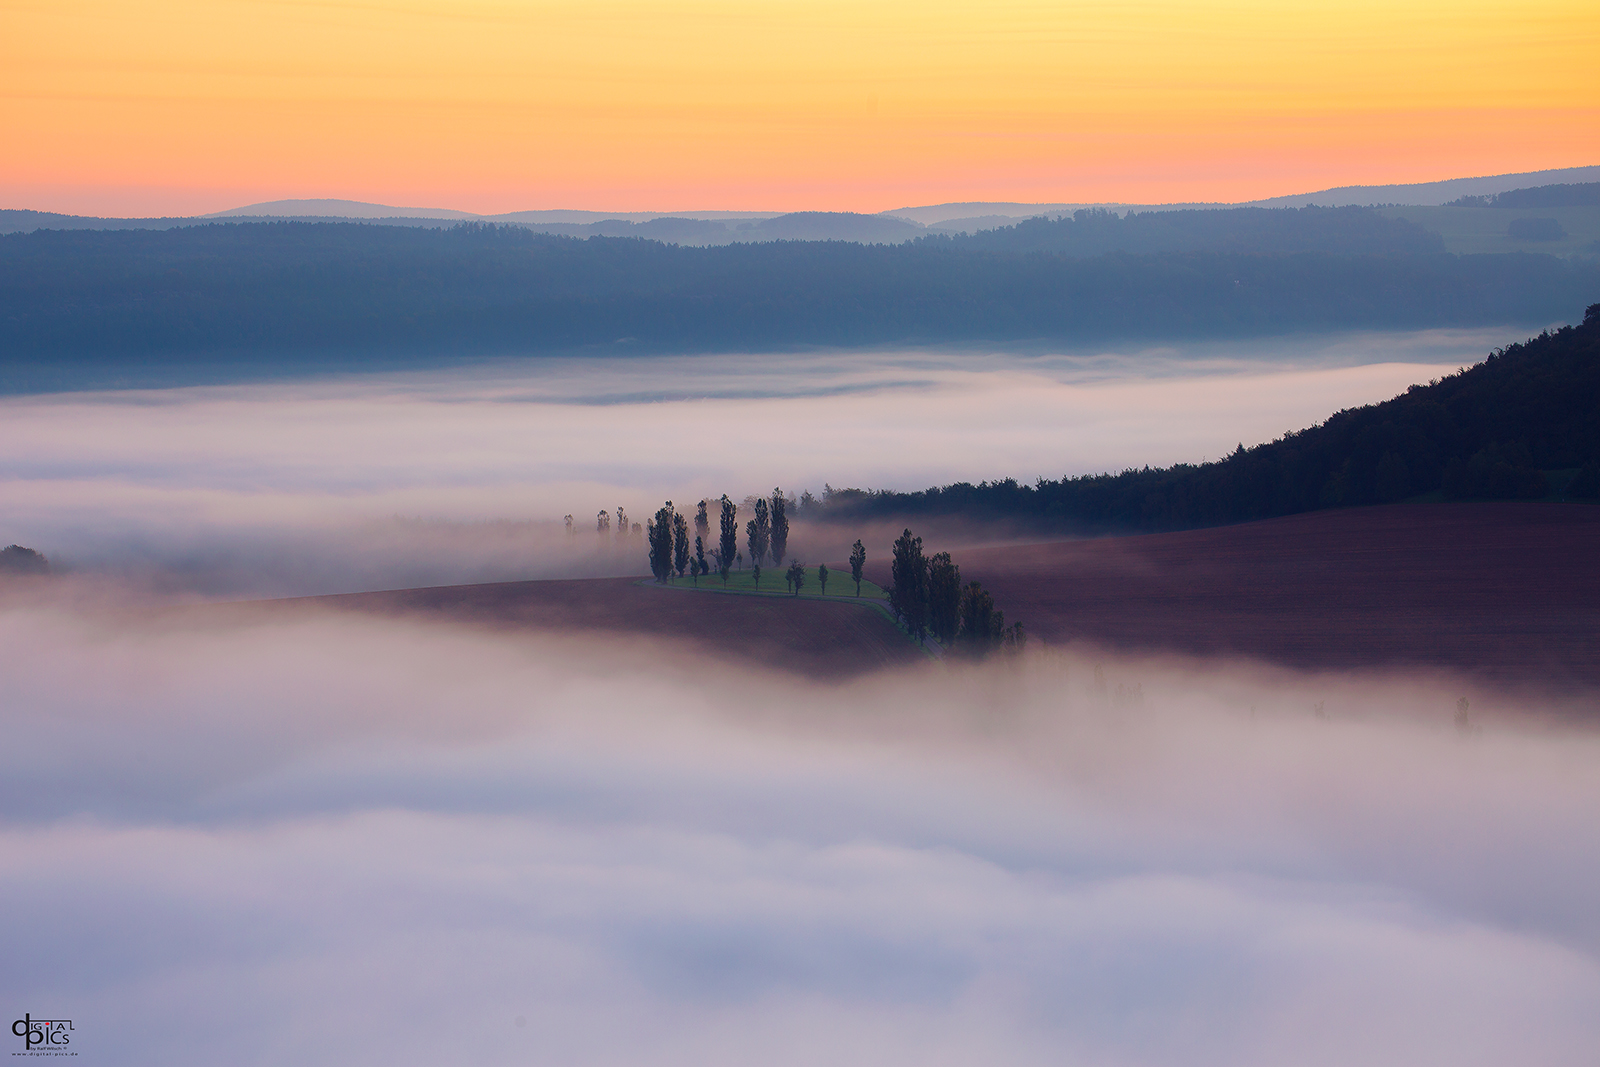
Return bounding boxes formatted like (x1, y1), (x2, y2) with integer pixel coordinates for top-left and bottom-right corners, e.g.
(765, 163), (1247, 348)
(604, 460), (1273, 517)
(934, 205), (1447, 256)
(3, 222), (1596, 377)
(818, 305), (1600, 533)
(1448, 183), (1600, 209)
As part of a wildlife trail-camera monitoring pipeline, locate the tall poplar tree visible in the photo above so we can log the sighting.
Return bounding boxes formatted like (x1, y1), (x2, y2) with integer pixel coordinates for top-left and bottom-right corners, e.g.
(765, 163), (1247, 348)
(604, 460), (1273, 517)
(956, 581), (1002, 656)
(718, 495), (738, 586)
(746, 497), (770, 567)
(769, 488), (790, 566)
(890, 529), (929, 641)
(849, 539), (866, 596)
(927, 552), (962, 643)
(672, 511), (690, 578)
(647, 502), (675, 581)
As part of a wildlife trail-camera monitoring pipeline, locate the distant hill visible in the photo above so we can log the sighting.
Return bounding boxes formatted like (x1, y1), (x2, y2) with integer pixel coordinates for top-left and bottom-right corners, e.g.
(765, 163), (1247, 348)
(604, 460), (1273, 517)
(4, 223), (1596, 386)
(8, 165), (1597, 243)
(817, 306), (1600, 532)
(0, 207), (469, 236)
(0, 204), (912, 246)
(205, 198), (480, 220)
(505, 211), (925, 245)
(1447, 183), (1600, 210)
(1248, 165), (1600, 209)
(0, 208), (201, 234)
(888, 165), (1600, 223)
(932, 205), (1445, 256)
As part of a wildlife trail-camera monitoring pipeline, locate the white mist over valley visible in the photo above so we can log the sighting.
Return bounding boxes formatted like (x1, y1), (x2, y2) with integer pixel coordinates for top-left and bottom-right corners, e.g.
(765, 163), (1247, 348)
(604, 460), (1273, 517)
(1, 601), (1595, 1065)
(2, 329), (1501, 596)
(4, 323), (1596, 1066)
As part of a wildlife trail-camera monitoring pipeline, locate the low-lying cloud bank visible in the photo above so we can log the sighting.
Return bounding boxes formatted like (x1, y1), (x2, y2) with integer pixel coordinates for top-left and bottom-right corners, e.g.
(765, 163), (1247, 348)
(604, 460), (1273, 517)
(1, 331), (1507, 596)
(3, 596), (1596, 1065)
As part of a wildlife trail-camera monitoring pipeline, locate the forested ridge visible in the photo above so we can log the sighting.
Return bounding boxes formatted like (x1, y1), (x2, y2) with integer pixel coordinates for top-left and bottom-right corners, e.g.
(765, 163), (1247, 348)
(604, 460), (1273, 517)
(816, 306), (1600, 532)
(3, 220), (1596, 365)
(1448, 182), (1600, 209)
(926, 205), (1447, 255)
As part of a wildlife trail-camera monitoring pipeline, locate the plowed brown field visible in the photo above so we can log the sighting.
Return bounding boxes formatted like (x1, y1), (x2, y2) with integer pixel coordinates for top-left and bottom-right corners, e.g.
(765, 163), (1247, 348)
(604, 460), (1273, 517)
(878, 503), (1599, 688)
(238, 503), (1597, 688)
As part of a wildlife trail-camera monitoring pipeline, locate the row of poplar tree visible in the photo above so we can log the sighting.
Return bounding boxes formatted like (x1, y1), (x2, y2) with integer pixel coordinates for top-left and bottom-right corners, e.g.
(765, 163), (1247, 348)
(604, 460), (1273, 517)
(888, 529), (1025, 657)
(644, 489), (869, 597)
(638, 499), (1024, 657)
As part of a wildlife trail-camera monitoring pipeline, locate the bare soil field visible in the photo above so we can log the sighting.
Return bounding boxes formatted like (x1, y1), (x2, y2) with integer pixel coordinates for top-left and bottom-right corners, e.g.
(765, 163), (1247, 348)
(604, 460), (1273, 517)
(885, 503), (1599, 689)
(303, 577), (922, 678)
(157, 502), (1593, 689)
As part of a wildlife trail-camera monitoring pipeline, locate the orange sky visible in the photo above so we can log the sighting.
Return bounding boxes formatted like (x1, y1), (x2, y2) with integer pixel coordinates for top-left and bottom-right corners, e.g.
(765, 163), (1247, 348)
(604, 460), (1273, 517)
(3, 0), (1597, 216)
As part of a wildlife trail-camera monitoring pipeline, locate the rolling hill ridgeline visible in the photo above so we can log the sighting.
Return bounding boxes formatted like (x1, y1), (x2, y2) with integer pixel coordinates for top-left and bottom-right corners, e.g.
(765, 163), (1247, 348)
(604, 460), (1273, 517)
(813, 305), (1600, 533)
(2, 213), (1597, 377)
(931, 205), (1447, 255)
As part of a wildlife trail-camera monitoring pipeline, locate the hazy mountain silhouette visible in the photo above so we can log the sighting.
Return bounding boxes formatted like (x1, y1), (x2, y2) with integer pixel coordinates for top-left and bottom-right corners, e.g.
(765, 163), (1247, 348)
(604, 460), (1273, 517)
(8, 165), (1597, 243)
(933, 206), (1445, 256)
(3, 221), (1595, 391)
(1246, 165), (1600, 209)
(205, 199), (479, 220)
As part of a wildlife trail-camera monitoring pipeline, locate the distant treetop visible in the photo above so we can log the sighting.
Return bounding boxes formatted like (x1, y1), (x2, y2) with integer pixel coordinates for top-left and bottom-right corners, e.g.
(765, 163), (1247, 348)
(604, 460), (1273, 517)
(0, 545), (50, 575)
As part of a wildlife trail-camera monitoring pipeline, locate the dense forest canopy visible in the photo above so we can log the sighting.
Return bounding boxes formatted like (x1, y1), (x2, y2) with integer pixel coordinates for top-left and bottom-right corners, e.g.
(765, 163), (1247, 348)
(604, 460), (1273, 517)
(815, 306), (1600, 533)
(521, 211), (926, 244)
(928, 205), (1447, 255)
(3, 220), (1596, 373)
(1447, 182), (1600, 209)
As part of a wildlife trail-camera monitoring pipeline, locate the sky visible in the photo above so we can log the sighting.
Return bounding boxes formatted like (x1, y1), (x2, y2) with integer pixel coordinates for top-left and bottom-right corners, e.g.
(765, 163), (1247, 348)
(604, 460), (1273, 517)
(3, 0), (1597, 217)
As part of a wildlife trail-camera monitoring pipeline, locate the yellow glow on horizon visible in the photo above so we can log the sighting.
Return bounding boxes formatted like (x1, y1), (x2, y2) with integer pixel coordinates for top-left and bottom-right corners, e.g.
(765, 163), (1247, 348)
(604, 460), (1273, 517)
(2, 0), (1596, 214)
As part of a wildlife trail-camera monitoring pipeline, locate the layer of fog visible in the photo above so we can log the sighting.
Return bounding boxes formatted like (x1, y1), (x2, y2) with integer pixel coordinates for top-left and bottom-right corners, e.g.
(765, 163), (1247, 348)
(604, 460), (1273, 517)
(2, 596), (1596, 1065)
(1, 329), (1516, 596)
